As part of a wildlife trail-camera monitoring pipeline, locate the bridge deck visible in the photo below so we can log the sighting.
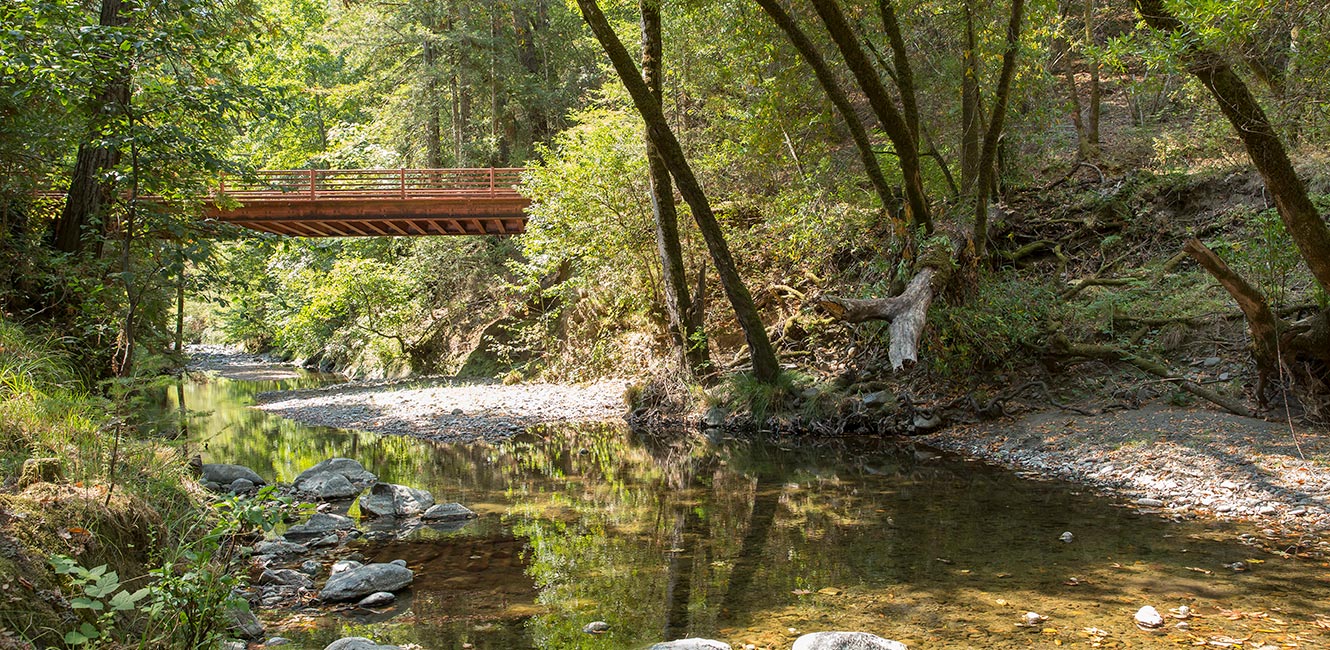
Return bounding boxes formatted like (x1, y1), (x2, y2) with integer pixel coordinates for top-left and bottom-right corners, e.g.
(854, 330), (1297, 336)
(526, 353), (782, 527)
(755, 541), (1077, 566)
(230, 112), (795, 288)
(205, 168), (530, 237)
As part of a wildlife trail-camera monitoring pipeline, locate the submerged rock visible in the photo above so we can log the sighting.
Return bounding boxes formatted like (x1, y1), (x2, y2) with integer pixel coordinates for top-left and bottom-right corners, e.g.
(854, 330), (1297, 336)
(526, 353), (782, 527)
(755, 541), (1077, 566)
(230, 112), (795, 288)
(202, 463), (264, 487)
(422, 502), (477, 522)
(1135, 605), (1165, 630)
(791, 632), (908, 650)
(323, 638), (401, 650)
(649, 640), (731, 650)
(320, 563), (413, 602)
(358, 483), (434, 518)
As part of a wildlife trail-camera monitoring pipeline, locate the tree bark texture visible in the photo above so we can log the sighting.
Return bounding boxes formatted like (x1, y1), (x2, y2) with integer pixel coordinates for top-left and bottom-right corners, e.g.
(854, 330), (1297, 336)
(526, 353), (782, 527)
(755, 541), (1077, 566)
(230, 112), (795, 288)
(53, 0), (130, 256)
(971, 0), (1025, 261)
(576, 0), (781, 383)
(1135, 0), (1330, 294)
(960, 2), (982, 194)
(641, 0), (709, 376)
(878, 0), (918, 142)
(753, 0), (900, 216)
(423, 38), (444, 168)
(1183, 239), (1279, 402)
(808, 0), (931, 233)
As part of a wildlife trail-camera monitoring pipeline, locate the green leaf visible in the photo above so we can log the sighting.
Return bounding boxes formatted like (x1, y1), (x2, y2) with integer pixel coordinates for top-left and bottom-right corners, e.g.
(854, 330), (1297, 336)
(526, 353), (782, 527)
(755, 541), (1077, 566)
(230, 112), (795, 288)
(70, 597), (103, 611)
(109, 588), (148, 611)
(63, 630), (89, 646)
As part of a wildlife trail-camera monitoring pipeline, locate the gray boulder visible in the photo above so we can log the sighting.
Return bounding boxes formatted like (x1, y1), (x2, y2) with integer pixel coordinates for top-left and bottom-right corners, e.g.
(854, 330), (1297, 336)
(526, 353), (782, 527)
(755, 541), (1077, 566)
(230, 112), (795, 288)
(422, 502), (477, 522)
(357, 591), (396, 608)
(649, 640), (731, 650)
(320, 563), (413, 602)
(259, 568), (313, 589)
(295, 472), (359, 500)
(295, 458), (376, 489)
(225, 604), (265, 640)
(254, 540), (308, 556)
(229, 478), (256, 493)
(284, 513), (356, 539)
(792, 632), (908, 650)
(358, 483), (433, 518)
(323, 639), (401, 650)
(201, 464), (264, 487)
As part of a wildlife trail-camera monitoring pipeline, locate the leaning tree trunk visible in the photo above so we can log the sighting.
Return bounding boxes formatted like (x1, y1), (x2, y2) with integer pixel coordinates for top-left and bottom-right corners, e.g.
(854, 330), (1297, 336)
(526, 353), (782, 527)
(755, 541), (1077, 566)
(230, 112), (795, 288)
(576, 0), (781, 384)
(1135, 0), (1330, 294)
(641, 0), (710, 376)
(753, 0), (901, 217)
(971, 0), (1025, 262)
(52, 0), (130, 256)
(1136, 0), (1330, 409)
(808, 0), (931, 233)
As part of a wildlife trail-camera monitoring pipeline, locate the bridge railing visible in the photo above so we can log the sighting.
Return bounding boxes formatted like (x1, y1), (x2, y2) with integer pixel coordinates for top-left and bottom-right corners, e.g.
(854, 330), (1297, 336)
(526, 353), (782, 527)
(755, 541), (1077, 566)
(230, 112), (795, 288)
(216, 168), (526, 200)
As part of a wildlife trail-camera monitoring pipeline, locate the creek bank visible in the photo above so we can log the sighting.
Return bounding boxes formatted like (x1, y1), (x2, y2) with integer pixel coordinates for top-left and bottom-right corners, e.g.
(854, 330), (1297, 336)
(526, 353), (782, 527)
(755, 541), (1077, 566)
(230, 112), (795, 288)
(254, 377), (628, 442)
(918, 403), (1330, 552)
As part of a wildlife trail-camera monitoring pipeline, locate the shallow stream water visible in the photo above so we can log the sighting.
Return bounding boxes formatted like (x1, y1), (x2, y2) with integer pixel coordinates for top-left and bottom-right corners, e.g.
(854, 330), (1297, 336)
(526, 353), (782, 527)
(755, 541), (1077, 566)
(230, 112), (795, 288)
(169, 368), (1330, 650)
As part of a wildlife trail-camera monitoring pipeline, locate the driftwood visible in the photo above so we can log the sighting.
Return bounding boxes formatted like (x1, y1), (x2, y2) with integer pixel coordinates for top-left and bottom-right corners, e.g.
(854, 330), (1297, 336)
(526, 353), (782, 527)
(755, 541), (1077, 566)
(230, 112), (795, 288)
(817, 241), (954, 371)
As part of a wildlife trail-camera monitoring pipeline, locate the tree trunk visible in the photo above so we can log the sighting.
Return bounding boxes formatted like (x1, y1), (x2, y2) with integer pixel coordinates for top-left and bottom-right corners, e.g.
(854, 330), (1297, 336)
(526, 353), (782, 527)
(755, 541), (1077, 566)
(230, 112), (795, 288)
(642, 0), (709, 376)
(1135, 0), (1330, 295)
(1183, 239), (1279, 404)
(1084, 0), (1101, 150)
(808, 0), (931, 233)
(1056, 2), (1091, 160)
(424, 38), (443, 168)
(878, 0), (918, 142)
(753, 0), (901, 217)
(52, 0), (130, 256)
(971, 0), (1025, 262)
(960, 2), (982, 193)
(576, 0), (780, 384)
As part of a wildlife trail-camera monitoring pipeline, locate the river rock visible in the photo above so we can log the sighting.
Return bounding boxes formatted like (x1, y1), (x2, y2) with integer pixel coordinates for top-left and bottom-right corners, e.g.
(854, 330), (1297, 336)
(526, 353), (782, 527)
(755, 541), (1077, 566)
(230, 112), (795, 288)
(299, 560), (322, 576)
(229, 478), (256, 493)
(1135, 606), (1165, 629)
(1135, 498), (1165, 507)
(422, 502), (477, 522)
(202, 463), (264, 487)
(255, 540), (308, 556)
(285, 513), (356, 539)
(323, 638), (401, 650)
(266, 638), (291, 647)
(260, 568), (313, 589)
(583, 621), (611, 634)
(331, 560), (362, 575)
(791, 632), (908, 650)
(320, 563), (413, 602)
(357, 591), (396, 608)
(292, 457), (372, 486)
(226, 604), (265, 640)
(295, 472), (359, 500)
(649, 640), (731, 650)
(358, 483), (434, 518)
(221, 642), (247, 650)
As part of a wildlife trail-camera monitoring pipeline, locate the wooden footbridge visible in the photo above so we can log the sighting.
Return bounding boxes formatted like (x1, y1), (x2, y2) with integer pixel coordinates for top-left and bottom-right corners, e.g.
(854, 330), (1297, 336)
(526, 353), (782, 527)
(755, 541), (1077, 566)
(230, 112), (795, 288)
(205, 168), (529, 237)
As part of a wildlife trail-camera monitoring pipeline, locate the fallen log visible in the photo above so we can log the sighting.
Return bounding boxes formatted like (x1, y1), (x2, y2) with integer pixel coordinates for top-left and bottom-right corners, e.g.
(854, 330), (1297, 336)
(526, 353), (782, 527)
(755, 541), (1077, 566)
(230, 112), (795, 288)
(816, 240), (955, 371)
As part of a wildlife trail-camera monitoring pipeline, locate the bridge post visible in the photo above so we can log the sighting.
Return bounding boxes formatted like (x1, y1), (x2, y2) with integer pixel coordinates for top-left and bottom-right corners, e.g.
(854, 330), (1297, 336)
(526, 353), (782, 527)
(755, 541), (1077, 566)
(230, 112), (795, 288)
(400, 169), (406, 199)
(489, 168), (495, 196)
(308, 168), (316, 199)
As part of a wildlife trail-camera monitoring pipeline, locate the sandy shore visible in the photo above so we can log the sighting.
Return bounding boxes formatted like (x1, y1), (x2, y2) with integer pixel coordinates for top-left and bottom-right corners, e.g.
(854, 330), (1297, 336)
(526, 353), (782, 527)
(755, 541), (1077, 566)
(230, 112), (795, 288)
(254, 377), (629, 442)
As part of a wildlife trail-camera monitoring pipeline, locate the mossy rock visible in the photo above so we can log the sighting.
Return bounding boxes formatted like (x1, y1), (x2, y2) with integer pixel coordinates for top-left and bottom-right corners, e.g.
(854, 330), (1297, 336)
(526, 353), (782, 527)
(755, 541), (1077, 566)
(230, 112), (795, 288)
(17, 458), (60, 489)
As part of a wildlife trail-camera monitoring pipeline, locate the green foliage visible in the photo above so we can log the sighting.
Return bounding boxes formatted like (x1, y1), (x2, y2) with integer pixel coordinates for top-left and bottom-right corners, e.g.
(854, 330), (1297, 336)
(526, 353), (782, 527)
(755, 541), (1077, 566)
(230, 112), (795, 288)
(927, 274), (1055, 378)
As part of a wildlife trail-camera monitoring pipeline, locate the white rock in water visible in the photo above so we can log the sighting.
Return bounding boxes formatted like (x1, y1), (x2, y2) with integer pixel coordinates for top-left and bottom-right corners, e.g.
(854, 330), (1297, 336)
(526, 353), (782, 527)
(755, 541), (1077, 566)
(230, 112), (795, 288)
(1059, 531), (1074, 543)
(1135, 498), (1165, 507)
(648, 640), (731, 650)
(1135, 605), (1165, 629)
(791, 632), (907, 650)
(1023, 612), (1047, 626)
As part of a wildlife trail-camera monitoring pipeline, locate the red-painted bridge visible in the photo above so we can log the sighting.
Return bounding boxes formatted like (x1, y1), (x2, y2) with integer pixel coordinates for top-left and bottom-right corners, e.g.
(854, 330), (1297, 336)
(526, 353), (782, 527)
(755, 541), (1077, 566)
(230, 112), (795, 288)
(206, 168), (530, 237)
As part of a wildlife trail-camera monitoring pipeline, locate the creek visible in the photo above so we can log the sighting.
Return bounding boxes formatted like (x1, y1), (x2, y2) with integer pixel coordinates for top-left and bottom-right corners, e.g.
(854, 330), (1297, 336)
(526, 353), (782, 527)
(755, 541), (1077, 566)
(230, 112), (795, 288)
(166, 364), (1330, 649)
